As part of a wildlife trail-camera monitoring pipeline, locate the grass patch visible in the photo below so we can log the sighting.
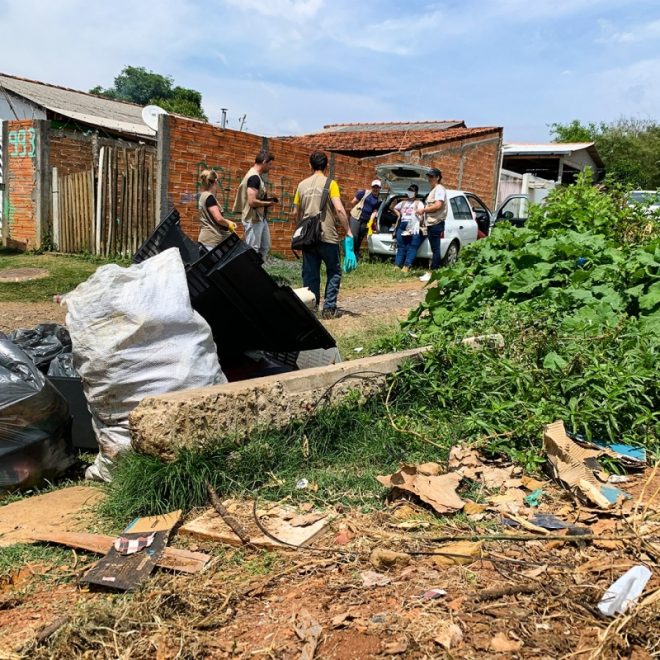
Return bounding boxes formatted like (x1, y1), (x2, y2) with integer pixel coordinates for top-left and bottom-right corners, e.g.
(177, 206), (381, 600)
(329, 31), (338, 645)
(0, 543), (80, 581)
(0, 251), (129, 302)
(99, 389), (445, 523)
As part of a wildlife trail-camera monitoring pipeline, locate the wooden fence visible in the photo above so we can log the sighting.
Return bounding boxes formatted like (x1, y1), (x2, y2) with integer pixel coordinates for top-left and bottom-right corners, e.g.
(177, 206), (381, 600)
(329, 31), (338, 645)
(52, 145), (157, 255)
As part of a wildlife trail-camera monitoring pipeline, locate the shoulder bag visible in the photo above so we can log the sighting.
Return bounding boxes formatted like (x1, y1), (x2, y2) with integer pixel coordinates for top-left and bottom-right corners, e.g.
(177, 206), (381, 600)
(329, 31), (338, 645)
(291, 176), (332, 253)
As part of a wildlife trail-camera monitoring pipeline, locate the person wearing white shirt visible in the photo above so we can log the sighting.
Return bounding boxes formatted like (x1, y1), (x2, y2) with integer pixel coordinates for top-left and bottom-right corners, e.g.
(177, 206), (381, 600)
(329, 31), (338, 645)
(416, 168), (447, 282)
(393, 184), (425, 272)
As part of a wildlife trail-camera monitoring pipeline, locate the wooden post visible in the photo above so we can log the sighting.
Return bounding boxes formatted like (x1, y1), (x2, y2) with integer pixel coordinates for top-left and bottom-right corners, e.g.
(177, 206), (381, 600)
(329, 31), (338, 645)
(95, 147), (105, 255)
(52, 167), (60, 249)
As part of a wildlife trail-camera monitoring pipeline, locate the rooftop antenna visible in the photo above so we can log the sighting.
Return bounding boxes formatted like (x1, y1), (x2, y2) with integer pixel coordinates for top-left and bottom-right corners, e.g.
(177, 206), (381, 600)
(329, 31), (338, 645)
(239, 114), (247, 132)
(220, 108), (228, 129)
(141, 104), (168, 131)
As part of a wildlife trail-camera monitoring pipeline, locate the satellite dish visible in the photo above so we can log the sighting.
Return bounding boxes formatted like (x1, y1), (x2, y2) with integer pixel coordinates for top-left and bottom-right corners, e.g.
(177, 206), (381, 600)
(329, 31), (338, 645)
(142, 105), (168, 131)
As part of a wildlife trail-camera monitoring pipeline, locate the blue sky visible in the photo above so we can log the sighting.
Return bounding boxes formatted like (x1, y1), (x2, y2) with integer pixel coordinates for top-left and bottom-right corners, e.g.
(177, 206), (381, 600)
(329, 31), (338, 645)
(0, 0), (658, 140)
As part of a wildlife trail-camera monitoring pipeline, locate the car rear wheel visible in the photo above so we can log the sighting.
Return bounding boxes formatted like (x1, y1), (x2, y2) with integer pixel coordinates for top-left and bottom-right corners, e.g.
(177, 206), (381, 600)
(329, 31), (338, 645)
(441, 240), (459, 266)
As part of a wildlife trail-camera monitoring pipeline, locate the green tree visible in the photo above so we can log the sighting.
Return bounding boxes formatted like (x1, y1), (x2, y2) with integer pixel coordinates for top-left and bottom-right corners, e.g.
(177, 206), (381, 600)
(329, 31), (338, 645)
(90, 66), (207, 121)
(549, 118), (660, 189)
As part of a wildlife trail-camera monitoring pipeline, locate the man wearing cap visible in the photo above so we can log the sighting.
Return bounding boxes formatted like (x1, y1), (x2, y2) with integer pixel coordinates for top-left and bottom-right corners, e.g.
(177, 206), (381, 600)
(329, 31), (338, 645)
(233, 150), (277, 260)
(417, 168), (447, 282)
(349, 179), (383, 259)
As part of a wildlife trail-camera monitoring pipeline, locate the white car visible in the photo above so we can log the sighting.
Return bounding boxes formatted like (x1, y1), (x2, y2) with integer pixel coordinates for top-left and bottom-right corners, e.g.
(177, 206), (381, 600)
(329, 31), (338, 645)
(367, 164), (490, 266)
(628, 191), (660, 215)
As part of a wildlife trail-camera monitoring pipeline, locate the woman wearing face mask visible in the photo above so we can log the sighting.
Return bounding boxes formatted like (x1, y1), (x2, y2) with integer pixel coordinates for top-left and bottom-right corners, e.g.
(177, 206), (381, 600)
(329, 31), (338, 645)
(393, 184), (424, 272)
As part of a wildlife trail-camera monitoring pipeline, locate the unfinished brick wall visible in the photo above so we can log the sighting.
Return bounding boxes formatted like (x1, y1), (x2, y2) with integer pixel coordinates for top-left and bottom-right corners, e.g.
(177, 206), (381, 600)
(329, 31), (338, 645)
(161, 117), (378, 254)
(2, 119), (39, 249)
(365, 130), (503, 209)
(49, 129), (95, 176)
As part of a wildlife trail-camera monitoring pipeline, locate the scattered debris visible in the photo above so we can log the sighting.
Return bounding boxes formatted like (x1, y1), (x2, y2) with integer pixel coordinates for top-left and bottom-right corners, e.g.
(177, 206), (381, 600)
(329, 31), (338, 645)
(179, 500), (330, 549)
(544, 420), (636, 508)
(598, 565), (653, 617)
(30, 530), (210, 574)
(461, 333), (505, 350)
(81, 511), (181, 591)
(377, 464), (464, 514)
(421, 588), (447, 600)
(523, 488), (544, 507)
(294, 609), (322, 660)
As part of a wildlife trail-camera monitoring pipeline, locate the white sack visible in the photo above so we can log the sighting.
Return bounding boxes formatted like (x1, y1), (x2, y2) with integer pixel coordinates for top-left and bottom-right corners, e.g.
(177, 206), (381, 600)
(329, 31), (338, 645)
(64, 248), (226, 481)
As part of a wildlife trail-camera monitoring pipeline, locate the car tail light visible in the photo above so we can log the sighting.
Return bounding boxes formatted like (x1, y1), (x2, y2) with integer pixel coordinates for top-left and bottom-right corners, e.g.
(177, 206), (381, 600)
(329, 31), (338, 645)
(441, 232), (445, 239)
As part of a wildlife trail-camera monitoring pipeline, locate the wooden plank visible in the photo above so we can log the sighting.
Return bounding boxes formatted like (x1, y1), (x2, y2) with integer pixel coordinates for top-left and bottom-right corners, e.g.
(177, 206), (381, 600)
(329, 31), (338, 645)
(87, 168), (95, 253)
(52, 167), (60, 249)
(80, 511), (181, 591)
(0, 486), (103, 547)
(179, 503), (330, 550)
(30, 531), (210, 574)
(108, 148), (116, 256)
(95, 148), (105, 255)
(63, 175), (70, 253)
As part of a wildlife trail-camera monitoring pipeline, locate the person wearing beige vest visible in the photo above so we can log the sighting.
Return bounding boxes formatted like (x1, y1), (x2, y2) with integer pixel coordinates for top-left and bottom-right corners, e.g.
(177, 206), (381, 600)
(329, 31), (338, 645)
(293, 151), (352, 319)
(233, 150), (276, 260)
(197, 169), (237, 249)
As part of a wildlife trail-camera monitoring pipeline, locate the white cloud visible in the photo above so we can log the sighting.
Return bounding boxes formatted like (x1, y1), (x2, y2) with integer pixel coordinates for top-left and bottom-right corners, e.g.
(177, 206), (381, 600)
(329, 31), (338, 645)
(598, 18), (660, 44)
(222, 0), (323, 20)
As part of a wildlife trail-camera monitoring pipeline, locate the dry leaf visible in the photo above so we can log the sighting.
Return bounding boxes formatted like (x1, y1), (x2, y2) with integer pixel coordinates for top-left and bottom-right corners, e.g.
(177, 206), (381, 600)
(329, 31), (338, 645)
(294, 609), (322, 660)
(434, 622), (463, 650)
(463, 501), (488, 515)
(382, 639), (409, 655)
(333, 531), (353, 546)
(331, 612), (355, 628)
(370, 548), (411, 570)
(391, 504), (417, 520)
(522, 565), (548, 579)
(490, 632), (523, 653)
(432, 541), (482, 567)
(299, 503), (314, 513)
(360, 570), (392, 587)
(377, 466), (464, 514)
(521, 476), (545, 491)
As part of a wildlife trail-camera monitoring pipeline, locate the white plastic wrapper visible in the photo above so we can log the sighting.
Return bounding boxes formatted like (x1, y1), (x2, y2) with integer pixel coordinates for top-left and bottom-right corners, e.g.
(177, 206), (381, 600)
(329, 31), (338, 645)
(64, 249), (226, 481)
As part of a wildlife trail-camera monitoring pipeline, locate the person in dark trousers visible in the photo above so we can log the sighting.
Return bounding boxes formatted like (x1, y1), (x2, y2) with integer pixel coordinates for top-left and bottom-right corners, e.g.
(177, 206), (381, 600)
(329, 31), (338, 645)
(293, 152), (352, 319)
(417, 168), (447, 282)
(349, 179), (382, 258)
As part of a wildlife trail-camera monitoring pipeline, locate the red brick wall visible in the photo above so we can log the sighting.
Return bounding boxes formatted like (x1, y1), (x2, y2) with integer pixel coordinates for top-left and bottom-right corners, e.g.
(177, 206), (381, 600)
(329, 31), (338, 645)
(49, 129), (95, 176)
(164, 117), (377, 254)
(3, 119), (39, 249)
(365, 130), (503, 209)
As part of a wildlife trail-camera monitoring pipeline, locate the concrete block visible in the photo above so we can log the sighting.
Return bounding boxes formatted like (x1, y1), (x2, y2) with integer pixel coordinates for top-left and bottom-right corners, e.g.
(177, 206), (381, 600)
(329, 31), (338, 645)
(129, 347), (427, 461)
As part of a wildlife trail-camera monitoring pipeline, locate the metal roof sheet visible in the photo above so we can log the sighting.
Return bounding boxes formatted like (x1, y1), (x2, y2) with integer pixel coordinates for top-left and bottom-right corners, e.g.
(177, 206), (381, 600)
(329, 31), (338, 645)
(0, 73), (156, 139)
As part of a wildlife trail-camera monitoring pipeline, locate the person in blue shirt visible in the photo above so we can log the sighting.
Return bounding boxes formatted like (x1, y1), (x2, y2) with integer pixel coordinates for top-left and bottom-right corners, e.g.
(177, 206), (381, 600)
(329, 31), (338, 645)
(349, 179), (383, 259)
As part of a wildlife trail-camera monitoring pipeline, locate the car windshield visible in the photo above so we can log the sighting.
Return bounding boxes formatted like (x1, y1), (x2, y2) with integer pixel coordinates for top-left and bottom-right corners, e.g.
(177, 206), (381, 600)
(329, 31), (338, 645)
(629, 191), (660, 205)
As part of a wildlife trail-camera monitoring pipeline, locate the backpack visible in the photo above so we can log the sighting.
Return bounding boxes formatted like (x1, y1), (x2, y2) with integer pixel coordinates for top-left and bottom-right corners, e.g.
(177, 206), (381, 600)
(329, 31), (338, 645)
(291, 176), (332, 253)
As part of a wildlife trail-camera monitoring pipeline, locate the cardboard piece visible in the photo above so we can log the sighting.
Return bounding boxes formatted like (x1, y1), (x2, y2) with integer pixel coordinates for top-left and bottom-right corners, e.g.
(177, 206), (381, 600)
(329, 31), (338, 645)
(377, 464), (464, 514)
(544, 421), (630, 509)
(0, 486), (104, 547)
(180, 502), (330, 549)
(448, 446), (520, 489)
(80, 511), (181, 591)
(30, 530), (210, 574)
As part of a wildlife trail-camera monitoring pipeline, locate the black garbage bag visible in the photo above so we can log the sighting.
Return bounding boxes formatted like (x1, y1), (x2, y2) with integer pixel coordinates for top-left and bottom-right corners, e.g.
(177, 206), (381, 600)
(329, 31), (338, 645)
(47, 352), (77, 378)
(0, 339), (74, 493)
(8, 324), (72, 372)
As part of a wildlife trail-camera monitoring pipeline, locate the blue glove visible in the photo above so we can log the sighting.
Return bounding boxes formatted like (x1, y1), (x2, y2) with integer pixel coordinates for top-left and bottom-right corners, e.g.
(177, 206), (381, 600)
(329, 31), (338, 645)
(343, 236), (357, 273)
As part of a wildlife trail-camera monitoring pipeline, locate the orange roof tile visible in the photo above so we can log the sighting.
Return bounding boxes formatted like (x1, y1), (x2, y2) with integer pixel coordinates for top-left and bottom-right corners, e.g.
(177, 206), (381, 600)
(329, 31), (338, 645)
(285, 126), (502, 154)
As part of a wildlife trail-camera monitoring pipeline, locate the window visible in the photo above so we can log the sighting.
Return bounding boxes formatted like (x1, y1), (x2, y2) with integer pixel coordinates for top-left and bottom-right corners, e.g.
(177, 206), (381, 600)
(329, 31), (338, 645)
(451, 195), (473, 220)
(499, 196), (529, 219)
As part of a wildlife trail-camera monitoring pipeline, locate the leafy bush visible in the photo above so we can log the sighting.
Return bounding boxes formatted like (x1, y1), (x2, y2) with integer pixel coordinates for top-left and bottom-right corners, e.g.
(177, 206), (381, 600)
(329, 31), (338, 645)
(394, 172), (659, 459)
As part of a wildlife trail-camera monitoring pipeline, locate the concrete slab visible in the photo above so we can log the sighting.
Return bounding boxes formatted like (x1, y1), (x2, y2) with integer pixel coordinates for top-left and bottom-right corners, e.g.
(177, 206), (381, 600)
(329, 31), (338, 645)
(130, 347), (427, 460)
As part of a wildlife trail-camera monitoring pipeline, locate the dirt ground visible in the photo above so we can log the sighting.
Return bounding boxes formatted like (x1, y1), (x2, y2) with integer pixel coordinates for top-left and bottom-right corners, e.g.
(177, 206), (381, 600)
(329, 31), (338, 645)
(1, 466), (658, 658)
